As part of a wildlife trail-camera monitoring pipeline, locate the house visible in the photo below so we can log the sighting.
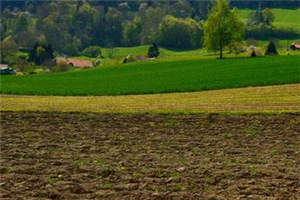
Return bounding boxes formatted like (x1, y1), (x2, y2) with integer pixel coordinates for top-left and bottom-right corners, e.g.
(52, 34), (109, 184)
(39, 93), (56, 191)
(290, 43), (300, 50)
(0, 64), (15, 75)
(56, 58), (94, 68)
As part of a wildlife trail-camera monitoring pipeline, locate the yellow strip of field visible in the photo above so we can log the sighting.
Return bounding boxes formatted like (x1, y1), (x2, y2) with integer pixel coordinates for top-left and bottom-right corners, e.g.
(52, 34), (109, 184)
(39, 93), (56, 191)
(1, 84), (300, 113)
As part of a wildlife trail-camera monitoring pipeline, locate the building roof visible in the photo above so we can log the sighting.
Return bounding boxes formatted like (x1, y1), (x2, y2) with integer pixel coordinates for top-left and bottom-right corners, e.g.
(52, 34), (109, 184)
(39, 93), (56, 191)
(56, 58), (94, 68)
(66, 59), (94, 68)
(0, 64), (9, 69)
(291, 43), (300, 49)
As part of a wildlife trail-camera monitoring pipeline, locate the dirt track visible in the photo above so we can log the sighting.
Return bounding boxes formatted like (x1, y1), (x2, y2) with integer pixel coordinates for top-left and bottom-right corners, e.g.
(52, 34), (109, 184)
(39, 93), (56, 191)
(1, 112), (300, 199)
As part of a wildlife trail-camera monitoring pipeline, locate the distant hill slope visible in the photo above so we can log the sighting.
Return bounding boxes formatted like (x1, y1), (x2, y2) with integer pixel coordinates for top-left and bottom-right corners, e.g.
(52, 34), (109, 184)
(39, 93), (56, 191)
(238, 9), (300, 31)
(1, 56), (300, 96)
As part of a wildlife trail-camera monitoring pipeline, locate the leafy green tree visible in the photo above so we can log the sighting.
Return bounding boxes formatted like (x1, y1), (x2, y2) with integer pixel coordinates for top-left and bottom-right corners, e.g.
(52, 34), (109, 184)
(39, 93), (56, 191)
(139, 7), (166, 44)
(262, 8), (275, 26)
(0, 36), (18, 63)
(196, 1), (213, 20)
(203, 0), (245, 59)
(105, 8), (123, 46)
(169, 0), (194, 18)
(29, 43), (54, 65)
(53, 60), (71, 72)
(123, 17), (142, 46)
(159, 15), (202, 49)
(148, 43), (160, 58)
(82, 46), (102, 58)
(15, 14), (28, 33)
(265, 40), (278, 55)
(247, 8), (274, 27)
(72, 2), (97, 47)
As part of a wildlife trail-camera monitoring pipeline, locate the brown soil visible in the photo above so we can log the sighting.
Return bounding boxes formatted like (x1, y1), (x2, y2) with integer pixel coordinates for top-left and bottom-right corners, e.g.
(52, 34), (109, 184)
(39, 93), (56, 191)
(0, 112), (299, 200)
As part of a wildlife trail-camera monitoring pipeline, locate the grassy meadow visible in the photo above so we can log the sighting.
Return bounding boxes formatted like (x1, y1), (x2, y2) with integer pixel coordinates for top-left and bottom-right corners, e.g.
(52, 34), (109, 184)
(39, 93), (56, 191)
(238, 8), (300, 31)
(1, 84), (299, 113)
(1, 55), (299, 96)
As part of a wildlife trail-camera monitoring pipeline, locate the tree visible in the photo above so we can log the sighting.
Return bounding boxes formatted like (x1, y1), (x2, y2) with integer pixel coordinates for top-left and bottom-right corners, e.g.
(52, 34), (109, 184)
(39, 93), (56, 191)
(247, 8), (275, 27)
(0, 36), (18, 63)
(29, 43), (54, 65)
(15, 14), (28, 33)
(169, 0), (194, 18)
(265, 40), (278, 55)
(82, 46), (102, 58)
(203, 0), (245, 59)
(139, 7), (166, 44)
(262, 8), (275, 26)
(148, 43), (160, 58)
(159, 15), (202, 49)
(123, 17), (142, 46)
(105, 8), (123, 46)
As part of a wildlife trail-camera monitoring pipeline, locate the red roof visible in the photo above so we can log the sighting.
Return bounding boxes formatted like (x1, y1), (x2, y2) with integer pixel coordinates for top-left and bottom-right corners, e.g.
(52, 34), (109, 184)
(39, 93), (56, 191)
(56, 58), (94, 68)
(291, 43), (300, 49)
(66, 59), (94, 68)
(0, 64), (9, 69)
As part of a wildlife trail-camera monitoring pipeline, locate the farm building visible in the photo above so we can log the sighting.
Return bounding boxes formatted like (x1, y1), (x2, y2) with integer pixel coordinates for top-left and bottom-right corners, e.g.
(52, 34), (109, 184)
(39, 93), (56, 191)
(0, 64), (15, 75)
(56, 58), (94, 68)
(290, 43), (300, 50)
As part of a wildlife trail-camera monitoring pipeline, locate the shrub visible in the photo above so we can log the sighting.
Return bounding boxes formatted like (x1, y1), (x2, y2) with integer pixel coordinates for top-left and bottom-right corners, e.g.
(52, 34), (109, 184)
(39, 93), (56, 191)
(122, 55), (136, 63)
(82, 46), (102, 58)
(52, 60), (71, 72)
(62, 43), (79, 57)
(250, 49), (257, 57)
(123, 18), (142, 46)
(247, 46), (263, 57)
(93, 59), (102, 66)
(148, 43), (160, 58)
(29, 43), (54, 65)
(265, 40), (279, 55)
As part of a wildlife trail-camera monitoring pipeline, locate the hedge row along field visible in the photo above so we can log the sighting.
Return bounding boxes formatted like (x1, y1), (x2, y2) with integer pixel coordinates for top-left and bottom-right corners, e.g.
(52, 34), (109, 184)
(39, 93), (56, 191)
(1, 56), (300, 96)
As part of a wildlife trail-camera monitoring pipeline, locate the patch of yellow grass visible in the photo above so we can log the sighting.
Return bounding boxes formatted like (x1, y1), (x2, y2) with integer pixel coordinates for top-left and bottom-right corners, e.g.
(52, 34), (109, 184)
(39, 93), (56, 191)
(1, 84), (299, 113)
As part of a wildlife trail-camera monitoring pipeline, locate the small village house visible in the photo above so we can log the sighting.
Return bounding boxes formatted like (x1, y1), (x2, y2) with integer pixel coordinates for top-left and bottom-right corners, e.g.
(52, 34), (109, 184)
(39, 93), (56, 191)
(290, 42), (300, 51)
(56, 58), (94, 68)
(0, 64), (15, 75)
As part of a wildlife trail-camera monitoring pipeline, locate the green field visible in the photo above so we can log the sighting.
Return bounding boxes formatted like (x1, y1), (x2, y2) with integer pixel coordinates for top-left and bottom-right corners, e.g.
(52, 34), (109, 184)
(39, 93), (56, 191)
(1, 55), (299, 96)
(238, 8), (300, 31)
(73, 46), (210, 67)
(1, 84), (299, 113)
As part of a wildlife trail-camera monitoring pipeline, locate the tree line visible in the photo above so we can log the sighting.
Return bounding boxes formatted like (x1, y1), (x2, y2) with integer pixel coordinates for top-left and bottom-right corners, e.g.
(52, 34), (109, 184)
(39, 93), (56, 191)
(0, 0), (299, 62)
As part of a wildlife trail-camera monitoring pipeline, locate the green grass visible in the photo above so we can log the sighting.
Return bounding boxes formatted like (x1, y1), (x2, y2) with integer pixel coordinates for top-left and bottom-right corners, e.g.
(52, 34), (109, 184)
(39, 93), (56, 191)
(72, 46), (208, 67)
(238, 8), (300, 31)
(1, 55), (299, 96)
(101, 46), (208, 60)
(1, 84), (300, 113)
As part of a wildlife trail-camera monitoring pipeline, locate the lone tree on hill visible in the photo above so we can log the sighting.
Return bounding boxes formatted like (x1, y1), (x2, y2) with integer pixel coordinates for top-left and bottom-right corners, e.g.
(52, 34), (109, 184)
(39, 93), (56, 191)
(148, 43), (160, 58)
(265, 40), (278, 55)
(29, 43), (54, 65)
(204, 0), (245, 59)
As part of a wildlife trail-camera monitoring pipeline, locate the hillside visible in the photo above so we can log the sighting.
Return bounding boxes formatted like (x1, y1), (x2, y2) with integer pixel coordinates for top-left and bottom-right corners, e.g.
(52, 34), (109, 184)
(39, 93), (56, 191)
(1, 56), (300, 96)
(238, 8), (300, 31)
(1, 84), (299, 113)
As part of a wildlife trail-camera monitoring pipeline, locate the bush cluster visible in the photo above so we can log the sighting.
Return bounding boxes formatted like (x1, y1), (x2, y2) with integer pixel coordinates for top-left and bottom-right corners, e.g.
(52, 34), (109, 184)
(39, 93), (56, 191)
(82, 46), (102, 58)
(52, 61), (71, 72)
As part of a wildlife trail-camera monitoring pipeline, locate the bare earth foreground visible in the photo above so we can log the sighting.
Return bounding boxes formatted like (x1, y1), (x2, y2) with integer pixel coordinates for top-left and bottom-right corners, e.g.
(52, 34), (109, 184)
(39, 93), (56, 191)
(0, 112), (299, 199)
